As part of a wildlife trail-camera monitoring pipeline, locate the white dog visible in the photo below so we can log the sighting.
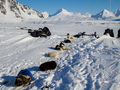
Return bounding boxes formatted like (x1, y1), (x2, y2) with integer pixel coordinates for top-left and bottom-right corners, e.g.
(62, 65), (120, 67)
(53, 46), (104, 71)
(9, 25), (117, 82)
(67, 33), (76, 39)
(47, 51), (59, 57)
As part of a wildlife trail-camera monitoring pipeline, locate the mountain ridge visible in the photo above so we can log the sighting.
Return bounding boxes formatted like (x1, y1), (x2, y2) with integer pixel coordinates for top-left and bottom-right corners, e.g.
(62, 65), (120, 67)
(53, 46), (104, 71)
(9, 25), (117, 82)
(0, 0), (44, 21)
(0, 0), (120, 21)
(48, 8), (120, 20)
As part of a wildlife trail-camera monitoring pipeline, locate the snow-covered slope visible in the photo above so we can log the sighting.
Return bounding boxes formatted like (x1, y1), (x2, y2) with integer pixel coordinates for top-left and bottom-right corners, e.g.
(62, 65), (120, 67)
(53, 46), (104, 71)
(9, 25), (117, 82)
(41, 12), (49, 18)
(0, 0), (43, 22)
(92, 9), (115, 19)
(0, 20), (120, 90)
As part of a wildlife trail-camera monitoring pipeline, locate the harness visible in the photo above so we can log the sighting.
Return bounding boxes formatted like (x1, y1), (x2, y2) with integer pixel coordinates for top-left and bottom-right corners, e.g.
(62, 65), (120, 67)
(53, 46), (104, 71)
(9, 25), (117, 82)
(18, 69), (34, 83)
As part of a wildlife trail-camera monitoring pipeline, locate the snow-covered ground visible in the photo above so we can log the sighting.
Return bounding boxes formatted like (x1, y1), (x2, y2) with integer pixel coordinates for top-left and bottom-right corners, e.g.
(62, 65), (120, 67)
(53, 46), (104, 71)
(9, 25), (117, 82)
(0, 20), (120, 90)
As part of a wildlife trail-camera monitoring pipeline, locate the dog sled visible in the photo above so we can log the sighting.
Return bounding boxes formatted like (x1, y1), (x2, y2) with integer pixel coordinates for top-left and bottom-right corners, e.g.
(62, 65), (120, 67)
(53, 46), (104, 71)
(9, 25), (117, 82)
(74, 32), (97, 38)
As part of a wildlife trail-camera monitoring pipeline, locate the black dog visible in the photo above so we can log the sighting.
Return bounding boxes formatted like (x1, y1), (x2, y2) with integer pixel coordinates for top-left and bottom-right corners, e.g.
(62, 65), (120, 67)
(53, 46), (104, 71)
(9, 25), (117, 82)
(117, 29), (120, 38)
(28, 29), (32, 33)
(64, 39), (71, 43)
(110, 29), (114, 37)
(42, 27), (51, 36)
(29, 27), (51, 37)
(55, 45), (62, 50)
(104, 28), (114, 37)
(55, 42), (69, 50)
(39, 61), (57, 71)
(55, 42), (64, 50)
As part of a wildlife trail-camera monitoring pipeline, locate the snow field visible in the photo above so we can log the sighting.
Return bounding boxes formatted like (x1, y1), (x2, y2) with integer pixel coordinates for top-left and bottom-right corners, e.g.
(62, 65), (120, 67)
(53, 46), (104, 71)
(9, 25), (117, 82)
(0, 21), (120, 90)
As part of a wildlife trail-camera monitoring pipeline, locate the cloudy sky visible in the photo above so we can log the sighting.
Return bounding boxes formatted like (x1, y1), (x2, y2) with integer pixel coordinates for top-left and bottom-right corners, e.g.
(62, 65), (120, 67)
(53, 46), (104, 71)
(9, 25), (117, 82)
(16, 0), (120, 15)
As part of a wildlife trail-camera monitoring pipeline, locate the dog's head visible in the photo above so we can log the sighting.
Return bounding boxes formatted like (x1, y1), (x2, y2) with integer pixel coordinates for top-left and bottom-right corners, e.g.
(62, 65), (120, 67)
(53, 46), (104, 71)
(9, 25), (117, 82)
(67, 33), (70, 38)
(55, 45), (60, 50)
(60, 42), (65, 47)
(15, 74), (31, 86)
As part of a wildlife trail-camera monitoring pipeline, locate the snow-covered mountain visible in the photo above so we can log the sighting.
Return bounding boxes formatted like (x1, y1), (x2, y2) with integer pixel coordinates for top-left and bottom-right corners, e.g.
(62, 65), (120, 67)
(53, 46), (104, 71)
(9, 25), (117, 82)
(0, 0), (43, 21)
(49, 8), (73, 17)
(114, 9), (120, 17)
(49, 8), (120, 21)
(0, 0), (120, 22)
(48, 8), (91, 22)
(82, 13), (91, 17)
(41, 12), (49, 18)
(91, 9), (115, 19)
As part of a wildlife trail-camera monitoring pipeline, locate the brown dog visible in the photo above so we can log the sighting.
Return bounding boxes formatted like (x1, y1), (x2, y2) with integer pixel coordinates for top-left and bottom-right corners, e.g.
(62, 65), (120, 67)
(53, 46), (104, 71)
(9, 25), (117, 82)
(14, 69), (35, 86)
(15, 74), (31, 86)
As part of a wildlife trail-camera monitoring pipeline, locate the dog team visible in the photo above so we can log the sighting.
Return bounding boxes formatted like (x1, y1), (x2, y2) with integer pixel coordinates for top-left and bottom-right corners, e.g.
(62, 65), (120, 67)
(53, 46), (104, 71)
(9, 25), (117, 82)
(13, 31), (78, 87)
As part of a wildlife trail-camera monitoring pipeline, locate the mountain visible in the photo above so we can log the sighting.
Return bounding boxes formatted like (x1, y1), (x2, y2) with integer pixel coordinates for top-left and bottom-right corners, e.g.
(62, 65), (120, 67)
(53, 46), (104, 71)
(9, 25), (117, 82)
(49, 8), (120, 21)
(0, 0), (43, 21)
(41, 12), (49, 18)
(91, 9), (115, 19)
(82, 13), (91, 17)
(114, 9), (120, 17)
(50, 8), (73, 17)
(48, 8), (91, 22)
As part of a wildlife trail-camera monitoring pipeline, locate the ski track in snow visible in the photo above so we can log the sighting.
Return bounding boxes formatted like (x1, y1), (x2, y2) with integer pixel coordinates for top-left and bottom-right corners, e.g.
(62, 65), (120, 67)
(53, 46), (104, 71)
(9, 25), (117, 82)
(0, 22), (120, 90)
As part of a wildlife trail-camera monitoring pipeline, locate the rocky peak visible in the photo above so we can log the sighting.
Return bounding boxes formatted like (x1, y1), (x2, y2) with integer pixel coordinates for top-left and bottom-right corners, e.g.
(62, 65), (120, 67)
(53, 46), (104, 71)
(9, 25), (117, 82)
(0, 0), (44, 19)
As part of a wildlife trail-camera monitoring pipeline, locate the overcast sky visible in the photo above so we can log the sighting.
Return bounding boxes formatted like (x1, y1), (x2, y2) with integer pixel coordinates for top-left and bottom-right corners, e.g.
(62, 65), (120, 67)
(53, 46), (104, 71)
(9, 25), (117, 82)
(16, 0), (120, 15)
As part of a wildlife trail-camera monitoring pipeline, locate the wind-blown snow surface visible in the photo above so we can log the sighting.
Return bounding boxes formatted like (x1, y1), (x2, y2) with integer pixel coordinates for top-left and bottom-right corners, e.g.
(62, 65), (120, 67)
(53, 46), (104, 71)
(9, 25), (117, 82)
(0, 20), (120, 90)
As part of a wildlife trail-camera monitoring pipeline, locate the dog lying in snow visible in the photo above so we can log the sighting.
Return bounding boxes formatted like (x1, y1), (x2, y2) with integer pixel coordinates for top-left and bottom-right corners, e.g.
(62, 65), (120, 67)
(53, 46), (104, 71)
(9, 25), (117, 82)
(55, 42), (69, 50)
(60, 42), (69, 50)
(47, 51), (59, 57)
(67, 33), (76, 39)
(64, 39), (71, 43)
(39, 61), (57, 71)
(14, 69), (35, 86)
(55, 45), (63, 50)
(118, 29), (120, 38)
(47, 51), (67, 58)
